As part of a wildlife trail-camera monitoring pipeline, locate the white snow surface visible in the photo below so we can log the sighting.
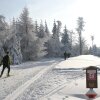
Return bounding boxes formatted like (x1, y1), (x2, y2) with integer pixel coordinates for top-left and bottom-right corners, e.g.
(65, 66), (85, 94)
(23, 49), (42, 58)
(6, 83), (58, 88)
(0, 55), (100, 100)
(56, 55), (100, 69)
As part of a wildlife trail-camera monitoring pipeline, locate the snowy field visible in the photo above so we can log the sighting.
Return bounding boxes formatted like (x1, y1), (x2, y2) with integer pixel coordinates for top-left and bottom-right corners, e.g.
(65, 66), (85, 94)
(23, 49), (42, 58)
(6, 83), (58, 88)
(0, 55), (100, 100)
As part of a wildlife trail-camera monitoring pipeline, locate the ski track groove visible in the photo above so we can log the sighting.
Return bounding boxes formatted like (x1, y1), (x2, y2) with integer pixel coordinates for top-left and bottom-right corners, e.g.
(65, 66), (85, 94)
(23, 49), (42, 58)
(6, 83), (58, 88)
(40, 77), (83, 100)
(40, 81), (70, 100)
(3, 60), (61, 100)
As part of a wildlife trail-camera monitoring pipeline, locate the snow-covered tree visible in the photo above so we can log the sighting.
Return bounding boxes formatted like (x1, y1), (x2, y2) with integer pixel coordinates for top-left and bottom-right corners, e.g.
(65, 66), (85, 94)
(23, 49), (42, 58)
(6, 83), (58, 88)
(52, 20), (57, 38)
(11, 20), (22, 64)
(52, 20), (61, 40)
(45, 20), (50, 37)
(81, 38), (89, 55)
(56, 20), (62, 39)
(33, 38), (47, 60)
(76, 17), (85, 55)
(72, 43), (80, 56)
(46, 20), (62, 57)
(2, 18), (23, 64)
(17, 7), (48, 61)
(68, 30), (75, 49)
(72, 37), (89, 56)
(38, 20), (46, 38)
(61, 26), (71, 53)
(18, 7), (37, 61)
(45, 37), (61, 57)
(0, 15), (9, 56)
(91, 36), (94, 48)
(92, 45), (97, 55)
(0, 15), (8, 31)
(34, 21), (39, 36)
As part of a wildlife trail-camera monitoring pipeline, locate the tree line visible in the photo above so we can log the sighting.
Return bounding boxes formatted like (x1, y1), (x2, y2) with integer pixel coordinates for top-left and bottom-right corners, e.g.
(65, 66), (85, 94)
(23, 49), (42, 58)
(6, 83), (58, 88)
(0, 7), (98, 64)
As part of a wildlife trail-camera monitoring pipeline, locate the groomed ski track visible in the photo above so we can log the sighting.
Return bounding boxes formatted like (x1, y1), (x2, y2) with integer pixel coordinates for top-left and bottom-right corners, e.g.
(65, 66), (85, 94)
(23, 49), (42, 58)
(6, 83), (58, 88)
(3, 60), (61, 100)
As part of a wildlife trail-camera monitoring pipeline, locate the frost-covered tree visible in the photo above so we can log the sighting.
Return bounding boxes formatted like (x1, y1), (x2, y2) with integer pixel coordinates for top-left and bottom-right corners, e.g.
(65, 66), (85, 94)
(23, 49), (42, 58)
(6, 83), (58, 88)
(45, 37), (61, 57)
(46, 20), (62, 57)
(52, 20), (57, 38)
(0, 15), (9, 57)
(0, 15), (8, 31)
(1, 18), (23, 64)
(52, 20), (61, 40)
(68, 30), (75, 50)
(32, 38), (47, 60)
(35, 20), (50, 39)
(91, 36), (94, 48)
(17, 7), (47, 61)
(45, 20), (50, 37)
(56, 20), (62, 39)
(18, 7), (37, 61)
(72, 37), (89, 56)
(89, 45), (100, 56)
(81, 38), (89, 55)
(61, 26), (71, 53)
(11, 35), (22, 64)
(38, 20), (46, 38)
(0, 15), (8, 42)
(34, 21), (39, 36)
(9, 19), (22, 64)
(52, 20), (61, 56)
(72, 43), (80, 56)
(92, 45), (97, 55)
(76, 17), (85, 55)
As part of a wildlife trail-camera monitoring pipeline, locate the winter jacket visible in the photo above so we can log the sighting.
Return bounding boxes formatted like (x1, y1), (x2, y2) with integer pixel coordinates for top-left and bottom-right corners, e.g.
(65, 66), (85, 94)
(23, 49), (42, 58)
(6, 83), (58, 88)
(2, 55), (10, 67)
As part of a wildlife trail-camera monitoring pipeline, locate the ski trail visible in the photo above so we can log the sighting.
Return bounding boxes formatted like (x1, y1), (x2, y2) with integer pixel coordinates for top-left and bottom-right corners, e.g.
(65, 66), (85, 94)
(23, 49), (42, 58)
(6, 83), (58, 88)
(41, 76), (85, 100)
(40, 81), (71, 100)
(3, 60), (61, 100)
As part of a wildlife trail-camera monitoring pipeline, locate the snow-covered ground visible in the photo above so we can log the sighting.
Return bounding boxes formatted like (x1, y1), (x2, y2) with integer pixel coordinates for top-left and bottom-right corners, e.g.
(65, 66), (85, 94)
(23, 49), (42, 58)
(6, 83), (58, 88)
(0, 55), (100, 100)
(55, 55), (100, 69)
(0, 58), (61, 100)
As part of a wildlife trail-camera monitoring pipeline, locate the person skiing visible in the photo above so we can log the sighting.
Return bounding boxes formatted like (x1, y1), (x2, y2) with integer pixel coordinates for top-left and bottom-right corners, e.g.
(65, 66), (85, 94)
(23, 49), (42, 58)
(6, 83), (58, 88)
(0, 51), (10, 77)
(64, 51), (67, 60)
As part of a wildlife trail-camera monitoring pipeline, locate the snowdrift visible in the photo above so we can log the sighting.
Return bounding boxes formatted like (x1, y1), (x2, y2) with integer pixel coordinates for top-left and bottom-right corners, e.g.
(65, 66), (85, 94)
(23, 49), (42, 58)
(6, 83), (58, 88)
(55, 55), (100, 69)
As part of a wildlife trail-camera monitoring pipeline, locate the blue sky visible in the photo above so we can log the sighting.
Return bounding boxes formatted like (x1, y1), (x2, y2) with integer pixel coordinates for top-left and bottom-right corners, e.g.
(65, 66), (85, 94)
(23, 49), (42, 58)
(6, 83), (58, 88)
(0, 0), (72, 18)
(0, 0), (26, 18)
(0, 0), (100, 46)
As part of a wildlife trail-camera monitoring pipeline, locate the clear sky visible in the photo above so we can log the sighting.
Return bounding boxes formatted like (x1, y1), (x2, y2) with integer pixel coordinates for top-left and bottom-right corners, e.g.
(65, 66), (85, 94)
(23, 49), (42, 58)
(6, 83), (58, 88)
(0, 0), (100, 46)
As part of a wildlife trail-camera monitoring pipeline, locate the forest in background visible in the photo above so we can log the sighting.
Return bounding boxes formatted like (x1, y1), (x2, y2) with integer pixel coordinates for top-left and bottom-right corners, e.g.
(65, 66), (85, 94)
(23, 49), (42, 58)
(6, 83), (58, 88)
(0, 7), (99, 64)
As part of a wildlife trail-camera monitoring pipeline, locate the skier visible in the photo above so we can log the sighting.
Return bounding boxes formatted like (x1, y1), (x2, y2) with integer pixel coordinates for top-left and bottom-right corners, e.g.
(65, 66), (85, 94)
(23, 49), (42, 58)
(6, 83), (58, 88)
(0, 51), (10, 77)
(64, 51), (67, 60)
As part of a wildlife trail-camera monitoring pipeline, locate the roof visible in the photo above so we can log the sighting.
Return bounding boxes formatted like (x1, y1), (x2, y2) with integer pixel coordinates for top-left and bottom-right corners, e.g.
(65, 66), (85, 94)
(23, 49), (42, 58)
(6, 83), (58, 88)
(83, 66), (100, 70)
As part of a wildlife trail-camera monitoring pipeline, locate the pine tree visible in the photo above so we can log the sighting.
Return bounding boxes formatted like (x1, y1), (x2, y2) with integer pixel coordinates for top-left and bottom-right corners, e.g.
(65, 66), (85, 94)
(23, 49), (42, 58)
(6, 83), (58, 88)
(0, 15), (7, 31)
(56, 20), (62, 38)
(12, 19), (22, 64)
(45, 20), (50, 37)
(0, 15), (9, 57)
(46, 20), (62, 57)
(61, 25), (71, 53)
(38, 20), (46, 38)
(52, 20), (57, 39)
(3, 19), (23, 64)
(52, 20), (61, 40)
(19, 7), (37, 61)
(76, 17), (85, 55)
(34, 21), (39, 36)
